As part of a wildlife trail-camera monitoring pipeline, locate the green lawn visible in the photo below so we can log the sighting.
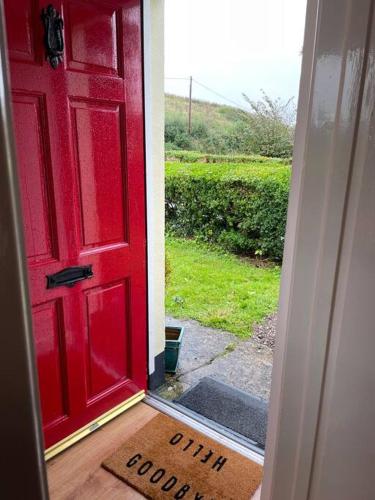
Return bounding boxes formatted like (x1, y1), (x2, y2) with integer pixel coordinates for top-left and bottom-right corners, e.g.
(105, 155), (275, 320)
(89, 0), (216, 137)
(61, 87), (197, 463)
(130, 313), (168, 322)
(165, 237), (281, 338)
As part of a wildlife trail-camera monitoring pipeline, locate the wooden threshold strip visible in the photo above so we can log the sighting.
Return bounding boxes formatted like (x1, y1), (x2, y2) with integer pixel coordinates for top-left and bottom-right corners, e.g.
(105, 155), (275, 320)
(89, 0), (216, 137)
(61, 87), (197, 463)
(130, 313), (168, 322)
(45, 390), (145, 461)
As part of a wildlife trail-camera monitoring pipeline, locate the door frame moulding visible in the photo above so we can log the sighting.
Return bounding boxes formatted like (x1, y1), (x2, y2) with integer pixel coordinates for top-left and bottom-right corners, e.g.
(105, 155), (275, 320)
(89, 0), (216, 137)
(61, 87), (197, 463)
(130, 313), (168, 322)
(0, 1), (48, 497)
(142, 0), (166, 389)
(262, 0), (374, 498)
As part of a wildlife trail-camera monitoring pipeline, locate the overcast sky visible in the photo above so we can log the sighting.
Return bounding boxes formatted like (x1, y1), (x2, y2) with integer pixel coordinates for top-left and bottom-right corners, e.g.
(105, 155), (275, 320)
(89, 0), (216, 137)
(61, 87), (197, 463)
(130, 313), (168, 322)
(165, 0), (307, 109)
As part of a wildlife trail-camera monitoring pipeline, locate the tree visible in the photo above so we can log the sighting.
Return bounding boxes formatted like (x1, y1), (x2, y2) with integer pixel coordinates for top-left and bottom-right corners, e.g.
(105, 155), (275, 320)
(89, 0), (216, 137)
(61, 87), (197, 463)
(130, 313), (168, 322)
(242, 90), (296, 158)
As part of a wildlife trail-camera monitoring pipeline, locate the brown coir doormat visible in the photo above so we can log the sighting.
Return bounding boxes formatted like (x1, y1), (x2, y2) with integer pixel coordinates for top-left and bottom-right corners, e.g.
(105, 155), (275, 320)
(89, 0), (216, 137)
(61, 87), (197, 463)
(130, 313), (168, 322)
(102, 413), (262, 499)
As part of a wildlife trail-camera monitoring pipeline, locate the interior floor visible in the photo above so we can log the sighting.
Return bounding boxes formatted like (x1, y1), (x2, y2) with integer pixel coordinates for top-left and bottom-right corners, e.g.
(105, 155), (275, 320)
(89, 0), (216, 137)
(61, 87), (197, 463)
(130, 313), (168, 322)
(47, 401), (262, 499)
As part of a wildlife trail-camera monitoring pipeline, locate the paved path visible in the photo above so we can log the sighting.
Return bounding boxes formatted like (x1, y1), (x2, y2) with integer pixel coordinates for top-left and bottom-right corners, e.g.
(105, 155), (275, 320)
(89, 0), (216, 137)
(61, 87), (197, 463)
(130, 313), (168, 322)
(155, 316), (273, 402)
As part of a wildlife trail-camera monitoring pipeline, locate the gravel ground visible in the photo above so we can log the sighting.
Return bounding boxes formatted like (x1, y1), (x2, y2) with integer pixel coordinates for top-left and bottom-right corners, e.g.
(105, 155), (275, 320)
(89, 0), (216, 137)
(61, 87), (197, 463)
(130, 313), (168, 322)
(252, 313), (278, 349)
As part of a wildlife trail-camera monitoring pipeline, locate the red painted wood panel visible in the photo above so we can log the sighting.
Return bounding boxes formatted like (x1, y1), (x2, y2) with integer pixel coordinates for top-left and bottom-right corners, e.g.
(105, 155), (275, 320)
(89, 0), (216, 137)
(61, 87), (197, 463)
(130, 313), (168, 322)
(12, 93), (57, 264)
(66, 1), (120, 75)
(5, 0), (147, 449)
(70, 101), (126, 247)
(85, 281), (129, 400)
(5, 0), (38, 63)
(32, 300), (68, 428)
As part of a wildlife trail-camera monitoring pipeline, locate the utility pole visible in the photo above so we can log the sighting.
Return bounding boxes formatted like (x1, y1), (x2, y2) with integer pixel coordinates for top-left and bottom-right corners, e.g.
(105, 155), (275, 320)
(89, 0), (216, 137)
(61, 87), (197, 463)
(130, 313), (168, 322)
(188, 76), (192, 134)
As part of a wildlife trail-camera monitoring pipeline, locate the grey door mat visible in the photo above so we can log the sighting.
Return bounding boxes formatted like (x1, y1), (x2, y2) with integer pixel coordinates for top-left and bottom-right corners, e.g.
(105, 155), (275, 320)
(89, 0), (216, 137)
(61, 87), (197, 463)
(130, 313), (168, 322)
(176, 377), (268, 448)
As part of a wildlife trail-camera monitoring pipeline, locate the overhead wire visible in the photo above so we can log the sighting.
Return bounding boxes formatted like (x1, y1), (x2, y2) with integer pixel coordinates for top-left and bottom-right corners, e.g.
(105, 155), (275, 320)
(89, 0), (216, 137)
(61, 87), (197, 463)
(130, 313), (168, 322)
(192, 78), (247, 111)
(165, 77), (249, 111)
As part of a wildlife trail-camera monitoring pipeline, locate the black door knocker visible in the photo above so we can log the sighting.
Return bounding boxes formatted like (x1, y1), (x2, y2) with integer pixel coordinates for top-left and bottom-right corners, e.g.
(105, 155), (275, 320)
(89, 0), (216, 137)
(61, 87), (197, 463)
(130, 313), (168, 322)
(41, 4), (64, 69)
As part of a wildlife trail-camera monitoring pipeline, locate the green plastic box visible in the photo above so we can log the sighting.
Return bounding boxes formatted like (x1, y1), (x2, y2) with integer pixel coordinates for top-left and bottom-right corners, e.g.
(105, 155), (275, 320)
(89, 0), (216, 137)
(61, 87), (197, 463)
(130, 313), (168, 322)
(165, 326), (185, 373)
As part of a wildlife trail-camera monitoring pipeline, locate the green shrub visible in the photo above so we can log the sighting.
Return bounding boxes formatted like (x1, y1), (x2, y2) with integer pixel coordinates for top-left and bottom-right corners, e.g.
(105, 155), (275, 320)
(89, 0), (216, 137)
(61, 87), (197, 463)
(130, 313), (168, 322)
(165, 162), (291, 261)
(165, 141), (179, 151)
(165, 150), (291, 165)
(164, 114), (192, 150)
(190, 119), (209, 139)
(242, 92), (296, 158)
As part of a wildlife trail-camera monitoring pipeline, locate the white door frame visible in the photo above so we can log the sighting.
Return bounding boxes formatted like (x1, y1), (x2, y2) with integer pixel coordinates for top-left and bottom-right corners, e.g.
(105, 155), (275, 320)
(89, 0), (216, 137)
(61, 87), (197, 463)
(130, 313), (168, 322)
(143, 0), (166, 389)
(0, 1), (48, 497)
(262, 0), (373, 498)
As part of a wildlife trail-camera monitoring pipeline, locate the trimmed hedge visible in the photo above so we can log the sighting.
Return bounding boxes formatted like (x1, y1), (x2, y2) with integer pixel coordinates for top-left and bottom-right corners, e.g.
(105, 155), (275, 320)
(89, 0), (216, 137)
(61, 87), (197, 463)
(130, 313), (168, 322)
(165, 161), (291, 261)
(165, 149), (292, 165)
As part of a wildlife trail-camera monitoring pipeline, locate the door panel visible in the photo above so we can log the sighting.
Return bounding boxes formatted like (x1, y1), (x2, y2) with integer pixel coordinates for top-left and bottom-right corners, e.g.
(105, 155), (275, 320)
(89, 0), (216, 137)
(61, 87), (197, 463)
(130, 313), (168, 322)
(12, 92), (58, 264)
(5, 0), (147, 449)
(33, 300), (68, 428)
(85, 281), (129, 400)
(70, 100), (127, 248)
(66, 1), (120, 75)
(5, 0), (39, 63)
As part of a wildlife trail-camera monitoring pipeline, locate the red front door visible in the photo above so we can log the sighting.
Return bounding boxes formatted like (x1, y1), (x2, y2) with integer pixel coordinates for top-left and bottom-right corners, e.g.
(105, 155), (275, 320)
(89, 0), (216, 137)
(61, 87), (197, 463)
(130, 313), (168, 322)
(5, 0), (147, 449)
